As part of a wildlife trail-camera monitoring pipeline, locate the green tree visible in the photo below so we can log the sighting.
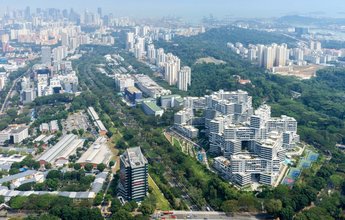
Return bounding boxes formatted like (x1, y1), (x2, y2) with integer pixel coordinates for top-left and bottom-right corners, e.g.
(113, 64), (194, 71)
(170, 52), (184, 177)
(72, 129), (78, 135)
(45, 163), (52, 170)
(109, 161), (115, 168)
(97, 163), (106, 172)
(140, 202), (155, 216)
(78, 129), (84, 136)
(9, 168), (20, 175)
(111, 209), (133, 220)
(9, 196), (28, 209)
(6, 108), (17, 119)
(74, 163), (81, 170)
(84, 163), (93, 172)
(221, 200), (239, 214)
(264, 199), (282, 217)
(46, 179), (59, 191)
(46, 170), (62, 179)
(280, 206), (294, 220)
(93, 193), (103, 206)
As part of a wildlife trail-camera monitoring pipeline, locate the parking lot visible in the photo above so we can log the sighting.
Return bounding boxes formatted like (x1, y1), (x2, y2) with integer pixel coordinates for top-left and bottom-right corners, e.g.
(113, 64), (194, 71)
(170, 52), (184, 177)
(62, 111), (91, 133)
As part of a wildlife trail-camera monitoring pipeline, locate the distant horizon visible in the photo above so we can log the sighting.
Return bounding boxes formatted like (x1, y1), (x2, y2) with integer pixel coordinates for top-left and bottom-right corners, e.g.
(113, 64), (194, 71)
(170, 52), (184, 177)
(1, 0), (345, 22)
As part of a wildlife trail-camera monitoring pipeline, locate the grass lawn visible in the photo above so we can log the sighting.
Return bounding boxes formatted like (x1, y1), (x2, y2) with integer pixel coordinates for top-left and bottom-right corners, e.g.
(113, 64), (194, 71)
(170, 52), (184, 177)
(148, 175), (171, 211)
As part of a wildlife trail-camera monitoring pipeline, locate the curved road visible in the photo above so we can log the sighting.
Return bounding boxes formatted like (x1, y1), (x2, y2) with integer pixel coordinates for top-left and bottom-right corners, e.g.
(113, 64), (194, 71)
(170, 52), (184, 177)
(0, 69), (30, 113)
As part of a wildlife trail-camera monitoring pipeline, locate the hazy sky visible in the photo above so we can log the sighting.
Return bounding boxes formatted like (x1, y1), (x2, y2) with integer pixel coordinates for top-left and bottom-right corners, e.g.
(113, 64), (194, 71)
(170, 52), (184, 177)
(0, 0), (345, 20)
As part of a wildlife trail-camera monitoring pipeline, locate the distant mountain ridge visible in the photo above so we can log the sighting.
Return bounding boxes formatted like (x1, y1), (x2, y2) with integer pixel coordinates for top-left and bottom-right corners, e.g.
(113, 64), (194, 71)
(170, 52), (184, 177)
(276, 15), (345, 25)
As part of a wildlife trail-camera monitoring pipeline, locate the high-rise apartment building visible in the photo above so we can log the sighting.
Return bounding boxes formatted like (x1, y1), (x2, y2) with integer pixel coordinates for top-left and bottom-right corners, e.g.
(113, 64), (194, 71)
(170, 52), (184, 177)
(164, 53), (180, 85)
(126, 32), (135, 50)
(118, 147), (148, 202)
(147, 44), (156, 64)
(178, 66), (191, 91)
(41, 46), (52, 66)
(263, 46), (274, 69)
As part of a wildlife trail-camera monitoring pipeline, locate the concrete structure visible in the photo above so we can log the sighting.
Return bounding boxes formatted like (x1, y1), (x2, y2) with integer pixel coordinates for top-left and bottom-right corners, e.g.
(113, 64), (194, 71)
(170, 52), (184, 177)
(39, 123), (49, 133)
(0, 170), (45, 190)
(213, 156), (231, 178)
(178, 66), (191, 91)
(87, 107), (107, 135)
(134, 74), (171, 98)
(77, 137), (111, 165)
(0, 73), (7, 91)
(160, 94), (183, 109)
(141, 100), (164, 117)
(174, 90), (299, 187)
(0, 187), (95, 201)
(164, 53), (180, 86)
(41, 46), (51, 66)
(124, 86), (142, 104)
(0, 154), (26, 172)
(38, 134), (84, 166)
(0, 125), (29, 145)
(49, 120), (59, 133)
(118, 147), (148, 202)
(114, 74), (134, 92)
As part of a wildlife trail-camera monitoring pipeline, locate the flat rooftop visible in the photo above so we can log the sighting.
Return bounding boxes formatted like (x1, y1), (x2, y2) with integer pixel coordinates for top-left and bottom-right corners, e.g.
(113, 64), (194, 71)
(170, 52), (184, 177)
(143, 101), (162, 112)
(126, 86), (141, 94)
(123, 147), (147, 168)
(77, 137), (111, 165)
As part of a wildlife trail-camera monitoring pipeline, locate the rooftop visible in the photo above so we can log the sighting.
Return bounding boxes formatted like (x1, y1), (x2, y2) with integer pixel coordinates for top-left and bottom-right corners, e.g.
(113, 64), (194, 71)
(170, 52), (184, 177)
(0, 170), (37, 184)
(126, 86), (141, 94)
(123, 147), (147, 168)
(77, 137), (111, 165)
(161, 94), (182, 99)
(143, 101), (163, 112)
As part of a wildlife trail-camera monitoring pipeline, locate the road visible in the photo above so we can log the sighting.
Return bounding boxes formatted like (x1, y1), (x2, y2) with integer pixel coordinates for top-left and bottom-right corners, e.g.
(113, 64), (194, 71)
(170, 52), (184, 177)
(282, 33), (308, 44)
(0, 68), (30, 113)
(100, 166), (116, 217)
(154, 211), (271, 220)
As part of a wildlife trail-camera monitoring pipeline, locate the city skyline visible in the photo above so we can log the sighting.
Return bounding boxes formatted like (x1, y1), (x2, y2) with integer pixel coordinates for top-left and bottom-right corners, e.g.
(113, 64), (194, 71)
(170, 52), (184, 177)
(1, 0), (345, 21)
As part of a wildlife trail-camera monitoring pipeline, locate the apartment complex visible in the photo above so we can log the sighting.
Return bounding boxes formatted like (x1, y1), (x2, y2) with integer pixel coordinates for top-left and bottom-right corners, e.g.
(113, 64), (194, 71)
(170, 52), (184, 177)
(174, 90), (299, 186)
(126, 28), (192, 91)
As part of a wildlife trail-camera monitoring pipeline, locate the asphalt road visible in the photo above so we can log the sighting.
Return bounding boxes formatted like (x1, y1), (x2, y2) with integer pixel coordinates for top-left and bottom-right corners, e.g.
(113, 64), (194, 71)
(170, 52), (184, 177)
(154, 211), (272, 220)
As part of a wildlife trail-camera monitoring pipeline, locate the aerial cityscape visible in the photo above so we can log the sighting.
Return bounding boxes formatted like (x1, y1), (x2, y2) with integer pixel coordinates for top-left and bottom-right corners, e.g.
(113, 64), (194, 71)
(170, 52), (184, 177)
(0, 0), (344, 219)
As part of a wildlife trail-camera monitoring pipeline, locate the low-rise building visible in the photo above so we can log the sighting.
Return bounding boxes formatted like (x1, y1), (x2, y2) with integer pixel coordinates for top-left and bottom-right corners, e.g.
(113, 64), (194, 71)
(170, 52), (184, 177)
(0, 170), (45, 190)
(38, 134), (83, 166)
(115, 74), (134, 92)
(77, 137), (111, 166)
(141, 101), (164, 117)
(0, 125), (29, 145)
(49, 120), (59, 133)
(87, 107), (107, 135)
(160, 94), (183, 109)
(124, 86), (142, 104)
(39, 123), (49, 133)
(134, 74), (171, 98)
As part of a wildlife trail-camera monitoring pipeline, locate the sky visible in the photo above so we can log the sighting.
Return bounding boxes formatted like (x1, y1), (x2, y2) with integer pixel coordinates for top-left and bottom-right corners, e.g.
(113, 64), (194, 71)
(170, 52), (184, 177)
(0, 0), (345, 21)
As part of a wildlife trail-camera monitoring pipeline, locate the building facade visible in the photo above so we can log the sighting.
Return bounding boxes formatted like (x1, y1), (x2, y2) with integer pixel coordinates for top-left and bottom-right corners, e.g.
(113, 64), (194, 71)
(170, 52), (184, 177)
(118, 147), (148, 202)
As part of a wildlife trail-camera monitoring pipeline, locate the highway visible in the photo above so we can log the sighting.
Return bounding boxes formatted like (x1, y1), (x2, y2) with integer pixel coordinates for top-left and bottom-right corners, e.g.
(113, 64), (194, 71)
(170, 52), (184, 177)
(154, 211), (271, 220)
(0, 68), (30, 114)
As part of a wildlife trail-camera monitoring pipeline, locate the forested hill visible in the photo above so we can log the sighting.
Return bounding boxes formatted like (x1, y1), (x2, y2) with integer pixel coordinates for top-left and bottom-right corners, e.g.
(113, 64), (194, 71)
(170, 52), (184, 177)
(156, 27), (296, 66)
(192, 26), (296, 47)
